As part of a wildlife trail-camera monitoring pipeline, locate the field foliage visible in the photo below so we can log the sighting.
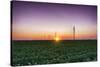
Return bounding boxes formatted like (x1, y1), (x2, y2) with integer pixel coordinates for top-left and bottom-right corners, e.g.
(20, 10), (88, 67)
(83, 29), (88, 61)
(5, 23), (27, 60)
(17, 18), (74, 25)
(11, 40), (97, 66)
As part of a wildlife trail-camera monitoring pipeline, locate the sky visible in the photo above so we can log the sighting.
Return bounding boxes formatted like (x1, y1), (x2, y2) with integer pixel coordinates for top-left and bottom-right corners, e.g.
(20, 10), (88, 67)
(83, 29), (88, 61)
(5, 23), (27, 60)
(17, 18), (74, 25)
(12, 1), (97, 40)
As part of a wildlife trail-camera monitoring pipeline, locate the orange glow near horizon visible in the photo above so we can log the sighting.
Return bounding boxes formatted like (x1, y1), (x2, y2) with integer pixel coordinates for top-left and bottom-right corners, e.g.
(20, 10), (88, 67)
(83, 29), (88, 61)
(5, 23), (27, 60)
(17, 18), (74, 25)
(55, 37), (60, 42)
(54, 35), (60, 42)
(12, 31), (97, 40)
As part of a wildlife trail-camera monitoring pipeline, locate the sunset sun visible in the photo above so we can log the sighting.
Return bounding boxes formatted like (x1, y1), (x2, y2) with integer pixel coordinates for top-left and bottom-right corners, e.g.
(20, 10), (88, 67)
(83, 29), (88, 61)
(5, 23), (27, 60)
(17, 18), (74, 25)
(55, 37), (60, 42)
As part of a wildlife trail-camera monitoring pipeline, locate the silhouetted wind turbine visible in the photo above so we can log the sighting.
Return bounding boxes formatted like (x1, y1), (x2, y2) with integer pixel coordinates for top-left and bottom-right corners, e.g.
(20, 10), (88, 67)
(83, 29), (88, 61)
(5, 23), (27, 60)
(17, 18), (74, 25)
(55, 32), (57, 38)
(73, 26), (75, 40)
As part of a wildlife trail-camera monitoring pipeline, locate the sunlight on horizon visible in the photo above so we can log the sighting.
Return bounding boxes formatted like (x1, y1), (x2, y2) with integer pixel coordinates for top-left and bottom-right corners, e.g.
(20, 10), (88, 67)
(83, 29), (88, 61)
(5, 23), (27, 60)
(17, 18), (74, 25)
(54, 36), (60, 42)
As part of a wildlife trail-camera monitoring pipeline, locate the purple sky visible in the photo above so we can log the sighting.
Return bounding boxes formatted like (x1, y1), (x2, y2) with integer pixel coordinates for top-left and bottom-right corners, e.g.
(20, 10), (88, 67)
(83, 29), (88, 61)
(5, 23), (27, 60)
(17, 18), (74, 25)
(12, 1), (97, 40)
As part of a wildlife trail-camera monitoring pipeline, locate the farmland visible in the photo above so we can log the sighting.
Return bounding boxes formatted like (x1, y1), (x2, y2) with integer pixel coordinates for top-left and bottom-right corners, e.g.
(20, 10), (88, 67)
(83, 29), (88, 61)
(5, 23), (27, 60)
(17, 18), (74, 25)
(11, 40), (97, 66)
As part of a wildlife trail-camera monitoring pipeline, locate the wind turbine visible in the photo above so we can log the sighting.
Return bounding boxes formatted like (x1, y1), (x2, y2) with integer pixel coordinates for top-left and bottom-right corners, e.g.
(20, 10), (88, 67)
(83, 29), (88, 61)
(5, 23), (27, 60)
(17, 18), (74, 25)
(73, 26), (75, 40)
(54, 32), (60, 42)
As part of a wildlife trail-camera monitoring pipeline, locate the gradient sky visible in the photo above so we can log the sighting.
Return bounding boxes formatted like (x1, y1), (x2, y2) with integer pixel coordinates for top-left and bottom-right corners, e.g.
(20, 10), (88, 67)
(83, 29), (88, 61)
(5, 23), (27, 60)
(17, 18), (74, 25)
(12, 1), (97, 40)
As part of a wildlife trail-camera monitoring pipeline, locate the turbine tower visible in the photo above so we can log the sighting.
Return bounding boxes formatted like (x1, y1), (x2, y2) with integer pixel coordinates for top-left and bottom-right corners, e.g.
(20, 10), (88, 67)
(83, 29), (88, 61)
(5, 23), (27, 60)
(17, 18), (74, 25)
(55, 32), (57, 38)
(73, 26), (75, 40)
